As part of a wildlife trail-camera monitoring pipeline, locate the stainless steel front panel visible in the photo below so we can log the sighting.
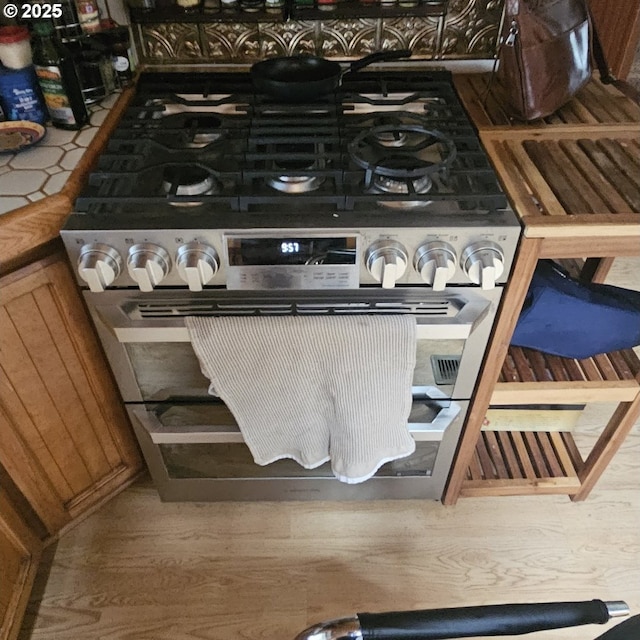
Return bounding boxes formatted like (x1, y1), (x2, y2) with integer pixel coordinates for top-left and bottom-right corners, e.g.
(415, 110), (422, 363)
(127, 399), (468, 502)
(62, 225), (520, 289)
(86, 287), (500, 402)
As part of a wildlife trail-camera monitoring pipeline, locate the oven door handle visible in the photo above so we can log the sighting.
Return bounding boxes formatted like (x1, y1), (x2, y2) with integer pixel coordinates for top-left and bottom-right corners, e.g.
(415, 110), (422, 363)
(113, 324), (472, 342)
(131, 407), (245, 444)
(132, 397), (460, 445)
(109, 299), (490, 343)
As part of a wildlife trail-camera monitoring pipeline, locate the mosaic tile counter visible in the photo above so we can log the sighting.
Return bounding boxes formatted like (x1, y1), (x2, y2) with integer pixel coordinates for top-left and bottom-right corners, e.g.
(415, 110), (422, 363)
(0, 88), (134, 272)
(0, 93), (120, 215)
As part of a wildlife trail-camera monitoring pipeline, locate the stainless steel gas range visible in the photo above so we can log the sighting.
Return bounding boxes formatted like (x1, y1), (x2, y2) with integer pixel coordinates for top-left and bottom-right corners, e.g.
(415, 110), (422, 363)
(61, 69), (521, 501)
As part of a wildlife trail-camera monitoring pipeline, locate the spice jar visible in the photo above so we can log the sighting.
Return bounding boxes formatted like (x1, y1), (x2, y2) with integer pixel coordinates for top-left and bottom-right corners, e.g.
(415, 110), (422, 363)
(265, 0), (284, 12)
(75, 0), (102, 34)
(176, 0), (203, 11)
(0, 26), (33, 70)
(53, 0), (84, 41)
(108, 26), (134, 88)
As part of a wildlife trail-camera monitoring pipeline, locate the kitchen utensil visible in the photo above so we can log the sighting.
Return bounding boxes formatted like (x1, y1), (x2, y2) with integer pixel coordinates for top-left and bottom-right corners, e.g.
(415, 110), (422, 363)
(250, 49), (412, 102)
(0, 120), (46, 153)
(293, 600), (630, 640)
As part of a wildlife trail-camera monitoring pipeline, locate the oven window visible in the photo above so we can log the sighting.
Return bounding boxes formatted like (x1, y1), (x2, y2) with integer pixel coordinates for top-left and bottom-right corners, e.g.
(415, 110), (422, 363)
(158, 442), (439, 480)
(132, 401), (459, 482)
(124, 339), (466, 401)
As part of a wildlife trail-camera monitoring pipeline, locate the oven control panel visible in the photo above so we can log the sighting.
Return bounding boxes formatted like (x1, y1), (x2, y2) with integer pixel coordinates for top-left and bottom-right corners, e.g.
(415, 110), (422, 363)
(62, 226), (519, 292)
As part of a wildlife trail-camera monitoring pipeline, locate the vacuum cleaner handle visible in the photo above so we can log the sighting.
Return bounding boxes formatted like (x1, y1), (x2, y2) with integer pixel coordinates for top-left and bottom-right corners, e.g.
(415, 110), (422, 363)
(356, 600), (630, 640)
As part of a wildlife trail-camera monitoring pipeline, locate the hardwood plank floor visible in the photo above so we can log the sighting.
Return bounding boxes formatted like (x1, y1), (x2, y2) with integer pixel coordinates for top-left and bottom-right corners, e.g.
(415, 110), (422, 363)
(20, 258), (640, 640)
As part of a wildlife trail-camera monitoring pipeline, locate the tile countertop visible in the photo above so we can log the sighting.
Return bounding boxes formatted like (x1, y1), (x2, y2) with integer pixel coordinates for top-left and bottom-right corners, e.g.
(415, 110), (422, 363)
(0, 87), (135, 273)
(0, 93), (121, 215)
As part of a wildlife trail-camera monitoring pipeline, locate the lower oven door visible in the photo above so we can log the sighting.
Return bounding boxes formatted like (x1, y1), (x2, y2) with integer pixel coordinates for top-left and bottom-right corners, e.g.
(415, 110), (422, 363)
(127, 392), (468, 501)
(86, 287), (500, 403)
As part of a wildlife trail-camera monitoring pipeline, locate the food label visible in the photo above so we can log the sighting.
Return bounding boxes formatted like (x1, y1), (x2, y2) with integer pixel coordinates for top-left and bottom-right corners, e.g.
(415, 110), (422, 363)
(34, 65), (77, 126)
(0, 67), (47, 124)
(113, 56), (130, 72)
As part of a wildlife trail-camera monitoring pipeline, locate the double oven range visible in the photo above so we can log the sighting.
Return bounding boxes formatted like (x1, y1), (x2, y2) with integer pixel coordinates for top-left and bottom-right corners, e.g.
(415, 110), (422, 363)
(61, 69), (521, 501)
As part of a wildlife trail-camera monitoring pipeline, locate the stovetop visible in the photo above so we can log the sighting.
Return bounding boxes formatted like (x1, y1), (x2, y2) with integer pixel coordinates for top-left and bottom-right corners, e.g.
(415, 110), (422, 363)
(62, 69), (522, 293)
(72, 70), (512, 225)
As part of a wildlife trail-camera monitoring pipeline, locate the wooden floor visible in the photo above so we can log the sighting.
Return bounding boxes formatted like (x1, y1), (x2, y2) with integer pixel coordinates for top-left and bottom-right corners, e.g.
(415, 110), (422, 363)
(20, 259), (640, 640)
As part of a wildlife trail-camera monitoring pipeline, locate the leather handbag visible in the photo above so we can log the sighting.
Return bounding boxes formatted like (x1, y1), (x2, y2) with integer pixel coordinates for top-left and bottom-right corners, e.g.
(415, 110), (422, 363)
(493, 0), (592, 120)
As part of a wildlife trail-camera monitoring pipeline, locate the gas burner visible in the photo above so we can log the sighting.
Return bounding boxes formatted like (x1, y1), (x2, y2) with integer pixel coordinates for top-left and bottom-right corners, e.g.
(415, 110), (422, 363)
(266, 143), (327, 194)
(370, 115), (410, 147)
(367, 156), (434, 209)
(180, 115), (224, 147)
(349, 125), (455, 176)
(161, 165), (222, 206)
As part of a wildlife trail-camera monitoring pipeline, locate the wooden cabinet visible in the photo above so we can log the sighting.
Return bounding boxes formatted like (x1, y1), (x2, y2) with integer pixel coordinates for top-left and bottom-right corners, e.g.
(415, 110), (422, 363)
(443, 76), (640, 504)
(0, 490), (42, 640)
(0, 249), (143, 539)
(589, 0), (640, 79)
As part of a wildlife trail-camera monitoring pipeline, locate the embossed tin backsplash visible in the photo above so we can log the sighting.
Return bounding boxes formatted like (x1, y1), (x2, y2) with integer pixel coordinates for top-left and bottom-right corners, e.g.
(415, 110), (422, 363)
(133, 0), (504, 65)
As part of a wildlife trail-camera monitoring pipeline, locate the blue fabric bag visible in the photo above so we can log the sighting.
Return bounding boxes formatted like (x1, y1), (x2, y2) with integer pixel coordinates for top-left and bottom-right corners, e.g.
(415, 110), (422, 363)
(511, 260), (640, 359)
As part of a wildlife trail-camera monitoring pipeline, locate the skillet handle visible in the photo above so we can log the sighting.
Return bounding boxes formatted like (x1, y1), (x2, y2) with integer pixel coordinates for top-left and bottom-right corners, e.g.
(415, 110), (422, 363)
(357, 600), (627, 639)
(348, 49), (412, 73)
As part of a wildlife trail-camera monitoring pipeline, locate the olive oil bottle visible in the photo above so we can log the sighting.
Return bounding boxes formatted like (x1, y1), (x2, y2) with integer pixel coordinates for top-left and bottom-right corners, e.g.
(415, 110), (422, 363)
(31, 20), (89, 130)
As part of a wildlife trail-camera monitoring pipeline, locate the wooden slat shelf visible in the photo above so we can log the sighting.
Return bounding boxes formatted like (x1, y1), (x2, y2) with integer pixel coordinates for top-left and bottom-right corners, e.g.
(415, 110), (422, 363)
(453, 74), (640, 130)
(460, 347), (640, 498)
(479, 131), (640, 236)
(443, 76), (640, 504)
(461, 430), (582, 497)
(460, 347), (640, 497)
(492, 347), (640, 404)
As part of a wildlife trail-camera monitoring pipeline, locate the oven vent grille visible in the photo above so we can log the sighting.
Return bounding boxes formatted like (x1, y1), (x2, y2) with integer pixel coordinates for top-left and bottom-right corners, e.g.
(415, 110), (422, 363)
(131, 298), (460, 319)
(431, 355), (461, 385)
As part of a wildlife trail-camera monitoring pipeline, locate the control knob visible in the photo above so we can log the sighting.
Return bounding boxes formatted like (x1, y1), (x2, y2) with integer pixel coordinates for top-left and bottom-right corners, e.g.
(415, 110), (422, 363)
(176, 242), (219, 291)
(414, 241), (457, 291)
(127, 243), (171, 292)
(77, 243), (123, 292)
(461, 241), (505, 290)
(365, 240), (408, 289)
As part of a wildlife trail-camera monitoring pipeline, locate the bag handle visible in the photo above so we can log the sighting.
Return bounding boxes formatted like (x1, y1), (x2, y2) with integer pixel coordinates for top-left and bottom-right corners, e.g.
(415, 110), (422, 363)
(589, 11), (640, 104)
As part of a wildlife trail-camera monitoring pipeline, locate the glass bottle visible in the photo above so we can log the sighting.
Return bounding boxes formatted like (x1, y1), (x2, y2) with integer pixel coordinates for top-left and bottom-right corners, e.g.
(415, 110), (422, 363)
(31, 20), (89, 130)
(107, 26), (135, 89)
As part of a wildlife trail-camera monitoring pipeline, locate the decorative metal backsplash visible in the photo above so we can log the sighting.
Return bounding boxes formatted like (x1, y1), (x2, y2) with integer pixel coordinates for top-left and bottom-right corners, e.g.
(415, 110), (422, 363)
(134, 0), (504, 65)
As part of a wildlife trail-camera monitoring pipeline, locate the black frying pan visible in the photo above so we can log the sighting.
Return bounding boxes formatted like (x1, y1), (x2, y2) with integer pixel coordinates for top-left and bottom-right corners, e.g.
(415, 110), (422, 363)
(251, 49), (412, 102)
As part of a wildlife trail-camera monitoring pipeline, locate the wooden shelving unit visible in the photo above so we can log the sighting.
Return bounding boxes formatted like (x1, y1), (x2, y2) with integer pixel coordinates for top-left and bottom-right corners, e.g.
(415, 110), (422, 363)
(443, 74), (640, 504)
(465, 346), (640, 499)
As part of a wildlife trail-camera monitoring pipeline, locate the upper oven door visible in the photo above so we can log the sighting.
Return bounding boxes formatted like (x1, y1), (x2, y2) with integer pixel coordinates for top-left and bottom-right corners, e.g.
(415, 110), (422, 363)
(85, 287), (501, 402)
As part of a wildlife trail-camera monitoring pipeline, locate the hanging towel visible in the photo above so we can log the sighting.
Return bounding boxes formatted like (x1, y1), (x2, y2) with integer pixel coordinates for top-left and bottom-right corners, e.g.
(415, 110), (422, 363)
(185, 314), (417, 484)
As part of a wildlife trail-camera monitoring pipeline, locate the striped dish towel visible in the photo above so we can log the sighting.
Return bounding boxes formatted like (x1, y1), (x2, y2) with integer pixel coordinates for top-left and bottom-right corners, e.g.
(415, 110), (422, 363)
(185, 314), (416, 484)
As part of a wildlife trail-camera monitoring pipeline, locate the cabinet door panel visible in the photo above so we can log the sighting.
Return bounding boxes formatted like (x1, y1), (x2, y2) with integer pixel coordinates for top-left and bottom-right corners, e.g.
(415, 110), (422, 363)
(0, 252), (142, 538)
(0, 490), (41, 640)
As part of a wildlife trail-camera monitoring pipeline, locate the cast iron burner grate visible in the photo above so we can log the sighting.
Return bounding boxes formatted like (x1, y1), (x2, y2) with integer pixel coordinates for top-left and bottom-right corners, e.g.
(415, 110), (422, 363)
(348, 125), (456, 178)
(72, 70), (511, 215)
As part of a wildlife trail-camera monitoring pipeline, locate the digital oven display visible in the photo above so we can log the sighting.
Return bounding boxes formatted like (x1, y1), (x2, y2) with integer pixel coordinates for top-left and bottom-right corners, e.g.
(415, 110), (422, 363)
(227, 237), (357, 266)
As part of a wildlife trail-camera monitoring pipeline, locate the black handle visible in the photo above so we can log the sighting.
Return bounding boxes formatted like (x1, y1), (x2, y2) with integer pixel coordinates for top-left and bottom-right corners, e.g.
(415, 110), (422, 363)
(357, 600), (611, 639)
(348, 49), (412, 73)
